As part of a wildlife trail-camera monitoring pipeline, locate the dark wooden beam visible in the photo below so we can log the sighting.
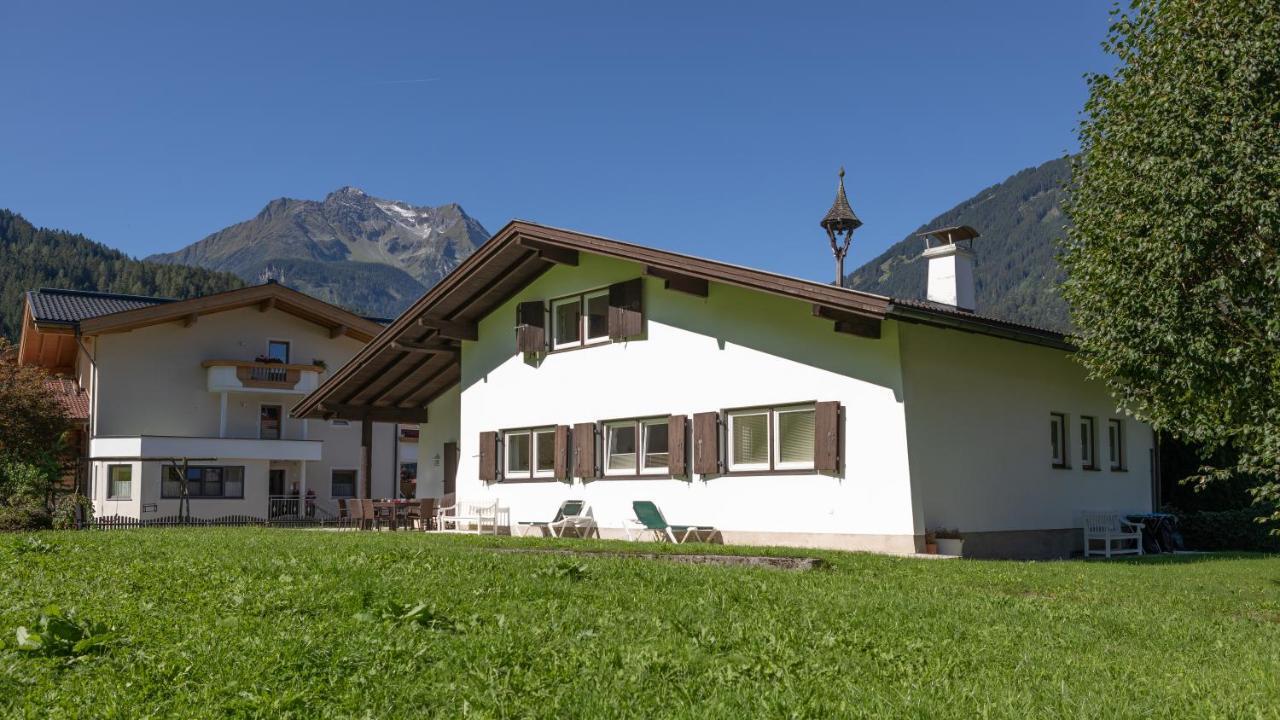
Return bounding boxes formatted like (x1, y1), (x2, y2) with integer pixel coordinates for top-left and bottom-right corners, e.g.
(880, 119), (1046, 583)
(329, 324), (347, 339)
(646, 266), (709, 297)
(417, 316), (478, 341)
(259, 297), (275, 313)
(518, 238), (579, 266)
(360, 416), (372, 499)
(182, 313), (198, 328)
(320, 402), (431, 423)
(812, 305), (882, 339)
(368, 356), (434, 404)
(392, 338), (460, 354)
(388, 358), (456, 407)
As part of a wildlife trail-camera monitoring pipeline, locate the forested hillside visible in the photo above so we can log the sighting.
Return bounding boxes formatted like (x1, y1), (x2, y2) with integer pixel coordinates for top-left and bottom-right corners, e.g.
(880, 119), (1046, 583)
(847, 157), (1072, 331)
(0, 210), (245, 340)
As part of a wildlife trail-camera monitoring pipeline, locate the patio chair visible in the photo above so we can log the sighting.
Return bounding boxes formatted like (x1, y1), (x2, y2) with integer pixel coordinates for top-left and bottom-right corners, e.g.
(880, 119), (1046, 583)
(336, 499), (352, 529)
(410, 498), (437, 531)
(360, 499), (383, 531)
(627, 501), (716, 543)
(1082, 511), (1143, 558)
(518, 500), (595, 538)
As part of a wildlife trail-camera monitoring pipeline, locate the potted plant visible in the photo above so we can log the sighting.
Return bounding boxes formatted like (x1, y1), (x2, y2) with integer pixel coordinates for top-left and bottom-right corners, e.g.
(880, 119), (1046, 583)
(935, 528), (964, 557)
(924, 530), (939, 555)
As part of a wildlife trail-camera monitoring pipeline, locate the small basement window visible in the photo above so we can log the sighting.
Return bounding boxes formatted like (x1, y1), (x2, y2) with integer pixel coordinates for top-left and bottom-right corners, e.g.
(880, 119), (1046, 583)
(1050, 413), (1067, 468)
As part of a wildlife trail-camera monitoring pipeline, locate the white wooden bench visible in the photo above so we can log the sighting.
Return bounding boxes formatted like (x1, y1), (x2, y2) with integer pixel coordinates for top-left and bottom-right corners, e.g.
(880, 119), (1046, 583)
(1082, 511), (1144, 558)
(437, 500), (506, 535)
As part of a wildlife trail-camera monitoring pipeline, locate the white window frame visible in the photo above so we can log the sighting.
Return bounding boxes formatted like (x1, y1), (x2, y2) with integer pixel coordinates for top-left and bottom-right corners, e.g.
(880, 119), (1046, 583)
(1050, 412), (1068, 468)
(1108, 418), (1125, 471)
(1080, 415), (1097, 469)
(107, 464), (132, 500)
(603, 421), (639, 476)
(551, 297), (583, 350)
(773, 405), (817, 471)
(639, 418), (670, 475)
(504, 430), (533, 480)
(582, 290), (610, 346)
(532, 428), (556, 479)
(726, 409), (771, 472)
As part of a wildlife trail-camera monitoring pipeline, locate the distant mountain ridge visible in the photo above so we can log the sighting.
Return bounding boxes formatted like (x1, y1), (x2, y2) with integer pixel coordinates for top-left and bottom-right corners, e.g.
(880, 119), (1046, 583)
(0, 210), (245, 342)
(846, 157), (1072, 332)
(147, 187), (489, 318)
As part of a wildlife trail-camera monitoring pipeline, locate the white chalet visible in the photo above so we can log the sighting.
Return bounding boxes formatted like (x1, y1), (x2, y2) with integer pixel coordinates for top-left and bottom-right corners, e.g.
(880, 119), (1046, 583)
(295, 214), (1156, 558)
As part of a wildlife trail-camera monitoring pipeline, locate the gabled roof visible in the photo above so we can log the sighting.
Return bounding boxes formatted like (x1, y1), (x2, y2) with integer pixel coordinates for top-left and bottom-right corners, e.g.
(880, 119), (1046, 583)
(75, 282), (384, 342)
(292, 220), (1069, 423)
(26, 288), (174, 327)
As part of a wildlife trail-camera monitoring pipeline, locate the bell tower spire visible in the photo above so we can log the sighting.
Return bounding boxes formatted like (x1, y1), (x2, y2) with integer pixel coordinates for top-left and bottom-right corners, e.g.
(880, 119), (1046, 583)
(820, 167), (863, 286)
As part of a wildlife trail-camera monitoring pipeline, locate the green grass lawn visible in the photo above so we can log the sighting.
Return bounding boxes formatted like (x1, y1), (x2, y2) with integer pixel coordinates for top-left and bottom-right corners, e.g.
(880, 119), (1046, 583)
(2, 530), (1278, 719)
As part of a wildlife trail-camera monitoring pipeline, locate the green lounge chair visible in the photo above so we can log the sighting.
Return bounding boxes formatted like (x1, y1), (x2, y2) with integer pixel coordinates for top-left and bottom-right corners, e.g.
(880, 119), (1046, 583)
(518, 500), (588, 537)
(629, 501), (715, 543)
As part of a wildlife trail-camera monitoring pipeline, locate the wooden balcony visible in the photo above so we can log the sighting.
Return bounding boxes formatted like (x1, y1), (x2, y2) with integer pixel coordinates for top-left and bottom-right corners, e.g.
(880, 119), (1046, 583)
(202, 360), (325, 395)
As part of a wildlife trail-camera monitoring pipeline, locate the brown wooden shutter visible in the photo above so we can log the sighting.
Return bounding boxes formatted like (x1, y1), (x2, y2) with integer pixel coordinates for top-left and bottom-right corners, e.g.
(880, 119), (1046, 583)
(607, 278), (644, 340)
(478, 431), (498, 483)
(668, 415), (688, 478)
(572, 422), (597, 479)
(692, 411), (720, 475)
(554, 425), (571, 482)
(815, 401), (840, 473)
(515, 300), (546, 353)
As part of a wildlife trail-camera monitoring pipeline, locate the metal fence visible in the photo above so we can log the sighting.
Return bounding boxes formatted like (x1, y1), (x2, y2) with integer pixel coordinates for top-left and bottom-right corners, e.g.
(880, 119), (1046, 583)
(87, 514), (333, 530)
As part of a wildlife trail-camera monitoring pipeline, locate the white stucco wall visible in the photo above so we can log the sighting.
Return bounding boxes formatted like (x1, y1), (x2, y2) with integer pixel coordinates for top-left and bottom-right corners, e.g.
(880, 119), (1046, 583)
(83, 305), (398, 518)
(898, 321), (1154, 537)
(418, 385), (460, 499)
(453, 254), (917, 550)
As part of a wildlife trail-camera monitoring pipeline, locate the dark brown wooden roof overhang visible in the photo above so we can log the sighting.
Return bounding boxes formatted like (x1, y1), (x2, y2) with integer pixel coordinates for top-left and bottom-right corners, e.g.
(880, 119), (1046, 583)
(291, 220), (896, 422)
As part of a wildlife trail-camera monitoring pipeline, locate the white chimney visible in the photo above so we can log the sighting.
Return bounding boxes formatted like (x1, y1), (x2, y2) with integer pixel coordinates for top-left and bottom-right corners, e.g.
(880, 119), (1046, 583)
(918, 225), (980, 312)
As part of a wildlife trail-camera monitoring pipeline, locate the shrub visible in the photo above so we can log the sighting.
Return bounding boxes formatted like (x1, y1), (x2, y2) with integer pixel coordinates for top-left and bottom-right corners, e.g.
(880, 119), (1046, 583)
(51, 493), (93, 530)
(0, 500), (52, 533)
(1175, 508), (1280, 552)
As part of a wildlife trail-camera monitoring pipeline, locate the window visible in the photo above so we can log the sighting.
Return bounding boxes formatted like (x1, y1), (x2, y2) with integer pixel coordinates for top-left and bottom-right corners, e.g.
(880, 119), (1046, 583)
(503, 428), (556, 480)
(1080, 416), (1097, 469)
(550, 290), (610, 350)
(267, 340), (290, 363)
(1108, 419), (1125, 470)
(107, 464), (132, 500)
(1050, 413), (1067, 467)
(331, 470), (357, 498)
(726, 405), (815, 472)
(604, 418), (670, 476)
(162, 466), (245, 499)
(261, 405), (283, 439)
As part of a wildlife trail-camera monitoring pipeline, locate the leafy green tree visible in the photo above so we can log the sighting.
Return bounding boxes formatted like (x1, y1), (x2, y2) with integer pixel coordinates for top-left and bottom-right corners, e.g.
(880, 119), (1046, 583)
(1061, 1), (1280, 525)
(0, 338), (70, 506)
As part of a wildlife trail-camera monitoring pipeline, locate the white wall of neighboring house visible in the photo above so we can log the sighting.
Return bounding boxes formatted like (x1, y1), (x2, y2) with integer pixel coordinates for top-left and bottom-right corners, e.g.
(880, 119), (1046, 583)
(418, 385), (460, 499)
(898, 322), (1154, 556)
(83, 305), (398, 519)
(448, 253), (920, 552)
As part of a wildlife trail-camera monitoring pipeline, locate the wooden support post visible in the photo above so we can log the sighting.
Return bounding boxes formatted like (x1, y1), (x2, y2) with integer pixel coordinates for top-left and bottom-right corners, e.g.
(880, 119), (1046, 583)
(360, 416), (373, 500)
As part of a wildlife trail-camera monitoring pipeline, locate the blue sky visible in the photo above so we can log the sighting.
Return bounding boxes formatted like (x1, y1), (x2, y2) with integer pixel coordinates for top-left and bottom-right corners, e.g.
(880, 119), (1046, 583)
(0, 1), (1115, 281)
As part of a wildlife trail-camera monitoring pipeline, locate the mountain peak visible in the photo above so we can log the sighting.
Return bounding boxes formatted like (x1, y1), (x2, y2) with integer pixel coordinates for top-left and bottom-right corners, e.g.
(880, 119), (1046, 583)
(145, 188), (490, 318)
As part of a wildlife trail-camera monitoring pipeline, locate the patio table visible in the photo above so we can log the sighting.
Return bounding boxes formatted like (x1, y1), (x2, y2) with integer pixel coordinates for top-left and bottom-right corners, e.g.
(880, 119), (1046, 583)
(372, 500), (415, 531)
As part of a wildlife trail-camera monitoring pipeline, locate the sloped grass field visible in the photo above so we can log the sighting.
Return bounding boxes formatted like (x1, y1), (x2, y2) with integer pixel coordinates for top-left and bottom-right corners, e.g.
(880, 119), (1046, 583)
(2, 530), (1278, 719)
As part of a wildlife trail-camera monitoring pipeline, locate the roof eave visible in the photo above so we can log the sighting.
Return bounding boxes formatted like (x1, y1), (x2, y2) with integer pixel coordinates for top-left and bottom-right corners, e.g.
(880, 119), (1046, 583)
(886, 303), (1074, 351)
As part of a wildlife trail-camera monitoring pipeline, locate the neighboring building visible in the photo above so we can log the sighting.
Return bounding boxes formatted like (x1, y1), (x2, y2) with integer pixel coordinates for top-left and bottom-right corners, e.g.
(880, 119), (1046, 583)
(295, 216), (1156, 559)
(17, 282), (416, 520)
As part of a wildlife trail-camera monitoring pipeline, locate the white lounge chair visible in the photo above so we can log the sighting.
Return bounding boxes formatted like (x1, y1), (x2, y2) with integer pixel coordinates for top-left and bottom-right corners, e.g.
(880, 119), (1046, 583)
(518, 500), (597, 538)
(1082, 511), (1144, 558)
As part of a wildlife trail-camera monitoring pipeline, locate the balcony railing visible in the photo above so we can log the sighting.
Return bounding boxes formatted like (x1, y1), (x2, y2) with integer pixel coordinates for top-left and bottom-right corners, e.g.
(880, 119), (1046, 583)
(202, 360), (324, 395)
